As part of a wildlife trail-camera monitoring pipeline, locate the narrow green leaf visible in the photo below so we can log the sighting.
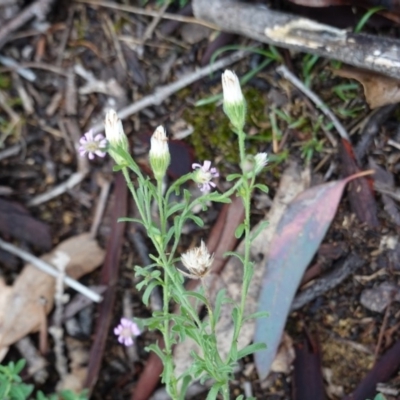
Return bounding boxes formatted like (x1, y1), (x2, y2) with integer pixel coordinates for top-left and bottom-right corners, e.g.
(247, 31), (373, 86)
(188, 215), (204, 227)
(237, 342), (267, 360)
(184, 290), (208, 305)
(206, 384), (221, 400)
(254, 183), (269, 193)
(226, 173), (241, 182)
(14, 359), (26, 374)
(244, 311), (269, 321)
(250, 220), (269, 242)
(142, 280), (159, 306)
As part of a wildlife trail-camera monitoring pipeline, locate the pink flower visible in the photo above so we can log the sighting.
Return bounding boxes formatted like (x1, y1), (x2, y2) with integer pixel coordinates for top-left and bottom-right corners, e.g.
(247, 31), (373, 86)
(192, 160), (219, 192)
(79, 130), (107, 160)
(114, 318), (141, 347)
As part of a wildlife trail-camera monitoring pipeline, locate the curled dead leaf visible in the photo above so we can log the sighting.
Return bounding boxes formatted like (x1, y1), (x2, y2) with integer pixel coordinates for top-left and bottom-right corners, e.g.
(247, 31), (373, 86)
(333, 66), (400, 109)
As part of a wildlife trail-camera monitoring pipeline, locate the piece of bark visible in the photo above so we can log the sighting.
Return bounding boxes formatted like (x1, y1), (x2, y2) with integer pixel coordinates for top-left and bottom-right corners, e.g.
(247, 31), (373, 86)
(192, 0), (400, 79)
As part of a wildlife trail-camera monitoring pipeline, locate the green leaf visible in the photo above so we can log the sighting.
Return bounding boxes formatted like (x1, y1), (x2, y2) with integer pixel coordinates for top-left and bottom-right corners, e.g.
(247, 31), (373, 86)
(244, 311), (269, 321)
(142, 280), (160, 306)
(188, 215), (204, 227)
(224, 251), (245, 265)
(146, 343), (166, 363)
(166, 202), (186, 218)
(254, 183), (269, 193)
(10, 383), (33, 400)
(184, 290), (208, 305)
(249, 220), (269, 242)
(206, 384), (221, 400)
(14, 360), (26, 375)
(226, 173), (241, 182)
(178, 374), (193, 400)
(237, 342), (267, 360)
(234, 223), (245, 239)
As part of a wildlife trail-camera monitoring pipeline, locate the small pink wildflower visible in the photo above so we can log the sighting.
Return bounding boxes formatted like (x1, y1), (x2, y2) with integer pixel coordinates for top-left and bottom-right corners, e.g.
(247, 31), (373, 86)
(192, 160), (219, 192)
(114, 318), (141, 347)
(79, 130), (107, 160)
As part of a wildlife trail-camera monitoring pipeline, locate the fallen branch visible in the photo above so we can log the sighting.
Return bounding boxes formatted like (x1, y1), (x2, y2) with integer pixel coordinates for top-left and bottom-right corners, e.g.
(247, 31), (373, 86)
(193, 0), (400, 80)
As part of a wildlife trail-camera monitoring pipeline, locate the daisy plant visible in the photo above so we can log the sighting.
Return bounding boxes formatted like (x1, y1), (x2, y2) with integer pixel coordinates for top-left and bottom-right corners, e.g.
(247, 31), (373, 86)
(80, 70), (269, 399)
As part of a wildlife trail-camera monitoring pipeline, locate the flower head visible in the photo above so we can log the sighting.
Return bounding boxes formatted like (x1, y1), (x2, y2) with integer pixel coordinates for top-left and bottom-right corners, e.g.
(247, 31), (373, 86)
(254, 152), (268, 174)
(180, 241), (214, 279)
(79, 130), (107, 160)
(104, 109), (129, 165)
(192, 161), (219, 192)
(114, 318), (141, 347)
(149, 126), (170, 181)
(221, 70), (246, 131)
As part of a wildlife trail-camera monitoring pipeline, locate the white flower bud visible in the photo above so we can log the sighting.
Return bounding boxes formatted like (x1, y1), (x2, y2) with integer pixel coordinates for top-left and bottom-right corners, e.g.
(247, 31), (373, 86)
(149, 126), (170, 181)
(222, 70), (244, 105)
(254, 152), (268, 174)
(222, 70), (246, 131)
(104, 109), (129, 165)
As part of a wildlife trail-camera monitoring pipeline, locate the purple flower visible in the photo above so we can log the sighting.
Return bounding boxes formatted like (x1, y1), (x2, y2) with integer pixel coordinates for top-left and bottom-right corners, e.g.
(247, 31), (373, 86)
(114, 318), (141, 347)
(79, 130), (107, 160)
(192, 160), (219, 192)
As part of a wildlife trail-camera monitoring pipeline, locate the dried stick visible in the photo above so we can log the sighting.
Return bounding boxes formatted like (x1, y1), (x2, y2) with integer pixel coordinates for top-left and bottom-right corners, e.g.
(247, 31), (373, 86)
(27, 170), (87, 207)
(193, 0), (400, 80)
(48, 252), (69, 379)
(76, 0), (218, 30)
(90, 49), (251, 133)
(277, 65), (349, 141)
(0, 0), (56, 49)
(0, 238), (102, 302)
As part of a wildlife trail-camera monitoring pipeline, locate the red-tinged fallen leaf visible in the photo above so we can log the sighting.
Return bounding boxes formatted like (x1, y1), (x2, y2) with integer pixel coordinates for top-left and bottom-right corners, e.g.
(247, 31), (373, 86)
(0, 198), (51, 251)
(84, 172), (127, 393)
(340, 139), (379, 227)
(293, 332), (326, 400)
(343, 339), (400, 400)
(254, 171), (372, 380)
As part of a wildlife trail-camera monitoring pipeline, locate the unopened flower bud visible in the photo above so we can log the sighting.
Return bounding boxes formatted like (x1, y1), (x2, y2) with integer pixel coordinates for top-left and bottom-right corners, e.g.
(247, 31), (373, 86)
(149, 126), (170, 181)
(180, 241), (213, 280)
(104, 109), (129, 165)
(254, 152), (268, 174)
(221, 70), (246, 131)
